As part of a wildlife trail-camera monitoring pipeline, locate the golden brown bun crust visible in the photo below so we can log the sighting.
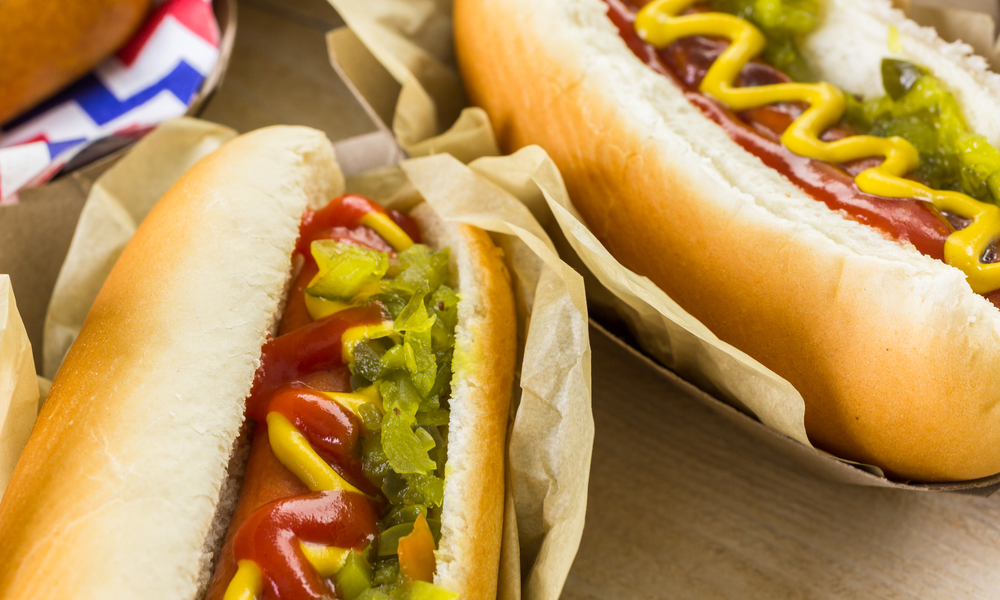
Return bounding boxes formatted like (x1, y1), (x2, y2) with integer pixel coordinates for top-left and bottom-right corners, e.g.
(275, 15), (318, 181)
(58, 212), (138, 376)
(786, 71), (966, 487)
(0, 0), (151, 124)
(455, 0), (1000, 481)
(0, 126), (341, 599)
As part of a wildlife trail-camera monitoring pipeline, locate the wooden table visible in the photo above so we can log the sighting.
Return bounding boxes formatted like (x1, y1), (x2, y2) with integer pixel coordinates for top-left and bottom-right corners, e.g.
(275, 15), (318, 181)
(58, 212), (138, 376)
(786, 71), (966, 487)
(564, 327), (1000, 599)
(205, 1), (1000, 597)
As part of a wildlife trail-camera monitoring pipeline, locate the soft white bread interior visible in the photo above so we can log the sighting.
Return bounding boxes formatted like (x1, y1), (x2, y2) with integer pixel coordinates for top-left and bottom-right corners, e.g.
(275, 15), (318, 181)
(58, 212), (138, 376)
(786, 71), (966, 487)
(802, 0), (1000, 143)
(455, 0), (1000, 480)
(0, 126), (514, 599)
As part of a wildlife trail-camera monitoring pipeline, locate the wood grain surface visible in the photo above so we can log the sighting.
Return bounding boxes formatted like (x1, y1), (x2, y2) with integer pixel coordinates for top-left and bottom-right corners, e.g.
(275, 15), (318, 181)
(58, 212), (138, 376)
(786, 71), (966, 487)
(211, 2), (1000, 597)
(563, 326), (1000, 599)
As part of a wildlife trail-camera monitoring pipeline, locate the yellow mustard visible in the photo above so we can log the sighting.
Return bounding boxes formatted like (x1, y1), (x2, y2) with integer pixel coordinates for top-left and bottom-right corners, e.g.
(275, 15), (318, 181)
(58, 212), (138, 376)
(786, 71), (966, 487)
(342, 322), (397, 363)
(300, 543), (352, 578)
(225, 384), (379, 598)
(635, 0), (1000, 293)
(224, 561), (263, 600)
(226, 210), (410, 599)
(324, 386), (384, 416)
(266, 412), (362, 494)
(304, 281), (384, 321)
(226, 275), (394, 599)
(223, 547), (350, 599)
(361, 211), (414, 252)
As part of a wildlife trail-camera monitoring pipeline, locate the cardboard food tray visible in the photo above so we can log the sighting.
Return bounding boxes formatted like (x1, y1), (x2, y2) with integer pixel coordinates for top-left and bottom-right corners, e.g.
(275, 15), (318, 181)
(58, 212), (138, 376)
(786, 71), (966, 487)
(0, 0), (236, 373)
(325, 7), (1000, 495)
(593, 317), (1000, 496)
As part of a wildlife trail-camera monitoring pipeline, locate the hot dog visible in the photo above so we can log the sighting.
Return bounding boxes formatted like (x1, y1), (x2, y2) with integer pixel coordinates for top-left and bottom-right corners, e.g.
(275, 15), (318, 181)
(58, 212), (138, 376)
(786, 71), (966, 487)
(455, 0), (1000, 481)
(0, 126), (516, 600)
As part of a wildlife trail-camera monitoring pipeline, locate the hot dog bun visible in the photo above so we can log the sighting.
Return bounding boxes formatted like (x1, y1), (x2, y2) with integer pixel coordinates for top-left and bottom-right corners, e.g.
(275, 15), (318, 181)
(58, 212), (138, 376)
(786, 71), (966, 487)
(0, 126), (515, 599)
(455, 0), (1000, 481)
(0, 0), (151, 124)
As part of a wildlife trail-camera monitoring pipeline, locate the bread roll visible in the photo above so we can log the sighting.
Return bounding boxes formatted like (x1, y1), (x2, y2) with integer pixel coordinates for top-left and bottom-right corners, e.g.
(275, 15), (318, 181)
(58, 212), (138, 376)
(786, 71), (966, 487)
(0, 0), (151, 124)
(455, 0), (1000, 481)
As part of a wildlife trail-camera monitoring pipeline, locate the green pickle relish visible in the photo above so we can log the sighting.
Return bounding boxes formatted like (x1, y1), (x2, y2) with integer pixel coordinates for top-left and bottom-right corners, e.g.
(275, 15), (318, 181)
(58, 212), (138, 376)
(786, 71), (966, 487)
(708, 0), (820, 81)
(845, 59), (1000, 204)
(309, 241), (460, 600)
(709, 0), (1000, 206)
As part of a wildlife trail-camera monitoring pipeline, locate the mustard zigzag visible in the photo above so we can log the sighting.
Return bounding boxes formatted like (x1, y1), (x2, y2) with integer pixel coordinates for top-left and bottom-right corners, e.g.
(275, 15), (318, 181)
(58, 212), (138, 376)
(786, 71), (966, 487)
(636, 0), (1000, 293)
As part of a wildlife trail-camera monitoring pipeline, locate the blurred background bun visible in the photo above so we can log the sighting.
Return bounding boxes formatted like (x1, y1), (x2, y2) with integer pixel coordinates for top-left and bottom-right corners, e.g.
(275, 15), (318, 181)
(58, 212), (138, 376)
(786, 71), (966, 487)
(0, 0), (151, 125)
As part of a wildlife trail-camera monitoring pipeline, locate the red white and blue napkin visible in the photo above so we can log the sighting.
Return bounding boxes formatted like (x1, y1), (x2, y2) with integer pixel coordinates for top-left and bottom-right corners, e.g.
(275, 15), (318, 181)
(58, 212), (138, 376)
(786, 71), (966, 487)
(0, 0), (220, 204)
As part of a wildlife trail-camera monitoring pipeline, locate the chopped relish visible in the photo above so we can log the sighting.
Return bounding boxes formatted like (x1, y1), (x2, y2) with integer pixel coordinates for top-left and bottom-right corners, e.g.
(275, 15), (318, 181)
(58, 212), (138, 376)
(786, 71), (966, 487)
(845, 59), (1000, 204)
(707, 0), (820, 81)
(704, 1), (1000, 205)
(308, 241), (457, 599)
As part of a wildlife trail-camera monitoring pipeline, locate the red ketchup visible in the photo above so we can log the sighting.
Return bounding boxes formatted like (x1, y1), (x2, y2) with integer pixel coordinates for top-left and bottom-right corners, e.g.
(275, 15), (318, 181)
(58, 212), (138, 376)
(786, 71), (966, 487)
(250, 305), (386, 400)
(248, 387), (362, 462)
(233, 491), (379, 600)
(603, 0), (1000, 306)
(219, 194), (410, 600)
(246, 385), (382, 500)
(296, 194), (422, 257)
(280, 194), (421, 334)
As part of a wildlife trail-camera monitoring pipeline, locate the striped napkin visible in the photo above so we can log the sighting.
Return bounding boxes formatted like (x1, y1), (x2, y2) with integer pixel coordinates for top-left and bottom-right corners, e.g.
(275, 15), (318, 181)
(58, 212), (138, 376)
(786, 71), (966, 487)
(0, 0), (220, 204)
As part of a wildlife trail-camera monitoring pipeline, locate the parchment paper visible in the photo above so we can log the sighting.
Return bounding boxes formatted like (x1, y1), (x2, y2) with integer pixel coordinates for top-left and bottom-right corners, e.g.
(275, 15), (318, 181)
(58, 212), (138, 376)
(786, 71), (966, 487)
(325, 0), (465, 154)
(39, 118), (592, 600)
(0, 275), (38, 496)
(325, 0), (502, 164)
